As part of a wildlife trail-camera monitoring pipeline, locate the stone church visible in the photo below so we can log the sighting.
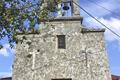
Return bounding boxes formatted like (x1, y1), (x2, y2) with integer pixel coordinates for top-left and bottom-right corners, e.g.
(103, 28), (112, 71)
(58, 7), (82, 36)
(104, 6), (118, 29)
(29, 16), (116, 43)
(12, 0), (112, 80)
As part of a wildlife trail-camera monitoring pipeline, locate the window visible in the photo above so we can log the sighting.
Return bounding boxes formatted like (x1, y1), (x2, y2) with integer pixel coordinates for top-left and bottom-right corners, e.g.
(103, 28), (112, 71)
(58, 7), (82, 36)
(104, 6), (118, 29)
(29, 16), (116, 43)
(57, 35), (66, 49)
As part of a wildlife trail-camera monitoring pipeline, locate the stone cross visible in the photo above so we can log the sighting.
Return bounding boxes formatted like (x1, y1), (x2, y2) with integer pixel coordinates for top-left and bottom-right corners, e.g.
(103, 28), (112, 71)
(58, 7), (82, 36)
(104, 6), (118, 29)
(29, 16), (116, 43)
(29, 49), (39, 70)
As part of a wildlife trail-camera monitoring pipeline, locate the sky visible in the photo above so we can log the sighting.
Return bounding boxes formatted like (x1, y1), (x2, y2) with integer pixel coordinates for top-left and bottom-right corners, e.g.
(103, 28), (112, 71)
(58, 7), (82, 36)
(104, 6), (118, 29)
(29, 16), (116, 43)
(0, 0), (120, 78)
(80, 0), (120, 76)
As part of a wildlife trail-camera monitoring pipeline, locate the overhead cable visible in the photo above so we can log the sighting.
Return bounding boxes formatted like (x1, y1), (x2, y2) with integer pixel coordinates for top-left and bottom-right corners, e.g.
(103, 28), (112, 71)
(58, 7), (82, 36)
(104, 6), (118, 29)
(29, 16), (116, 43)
(86, 0), (120, 18)
(73, 1), (120, 39)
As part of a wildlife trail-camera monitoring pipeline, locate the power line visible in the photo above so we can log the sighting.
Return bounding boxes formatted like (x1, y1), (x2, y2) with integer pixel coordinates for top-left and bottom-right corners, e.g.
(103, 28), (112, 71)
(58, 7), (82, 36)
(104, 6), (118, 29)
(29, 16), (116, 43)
(19, 1), (120, 39)
(5, 1), (120, 39)
(85, 0), (120, 18)
(73, 1), (120, 39)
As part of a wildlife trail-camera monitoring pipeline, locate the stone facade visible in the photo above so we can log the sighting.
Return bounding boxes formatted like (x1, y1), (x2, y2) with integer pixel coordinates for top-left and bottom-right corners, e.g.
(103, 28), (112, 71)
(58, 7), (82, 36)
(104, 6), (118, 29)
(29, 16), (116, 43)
(12, 16), (112, 80)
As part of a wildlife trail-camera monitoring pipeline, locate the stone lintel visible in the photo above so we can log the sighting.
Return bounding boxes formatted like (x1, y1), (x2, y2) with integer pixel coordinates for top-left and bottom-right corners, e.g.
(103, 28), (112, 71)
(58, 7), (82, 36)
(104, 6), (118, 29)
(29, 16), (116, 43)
(81, 27), (105, 33)
(16, 27), (105, 35)
(43, 16), (83, 22)
(16, 31), (40, 35)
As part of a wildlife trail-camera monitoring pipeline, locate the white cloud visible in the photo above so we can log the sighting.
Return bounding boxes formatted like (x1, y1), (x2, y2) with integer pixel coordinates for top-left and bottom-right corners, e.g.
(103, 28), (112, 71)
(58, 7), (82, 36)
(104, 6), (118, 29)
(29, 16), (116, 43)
(4, 44), (10, 49)
(83, 17), (120, 41)
(0, 66), (13, 78)
(99, 18), (120, 41)
(0, 72), (12, 78)
(81, 0), (120, 17)
(0, 44), (14, 57)
(0, 48), (9, 57)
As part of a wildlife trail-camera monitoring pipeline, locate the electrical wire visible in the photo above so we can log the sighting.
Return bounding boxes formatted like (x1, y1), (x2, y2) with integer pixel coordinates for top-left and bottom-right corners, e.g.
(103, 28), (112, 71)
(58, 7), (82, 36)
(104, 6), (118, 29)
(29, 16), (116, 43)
(5, 1), (120, 39)
(73, 1), (120, 39)
(85, 0), (120, 18)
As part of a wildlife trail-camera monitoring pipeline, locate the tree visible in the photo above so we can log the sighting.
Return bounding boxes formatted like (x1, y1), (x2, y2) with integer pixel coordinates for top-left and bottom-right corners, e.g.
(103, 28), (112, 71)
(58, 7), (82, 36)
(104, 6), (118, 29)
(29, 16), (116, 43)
(0, 0), (62, 48)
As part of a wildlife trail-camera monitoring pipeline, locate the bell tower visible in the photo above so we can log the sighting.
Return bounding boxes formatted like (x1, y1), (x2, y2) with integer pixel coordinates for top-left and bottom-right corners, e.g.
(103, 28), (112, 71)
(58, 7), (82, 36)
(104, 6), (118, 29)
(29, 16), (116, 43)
(61, 0), (80, 16)
(72, 0), (80, 16)
(61, 0), (80, 17)
(12, 0), (112, 80)
(44, 0), (81, 17)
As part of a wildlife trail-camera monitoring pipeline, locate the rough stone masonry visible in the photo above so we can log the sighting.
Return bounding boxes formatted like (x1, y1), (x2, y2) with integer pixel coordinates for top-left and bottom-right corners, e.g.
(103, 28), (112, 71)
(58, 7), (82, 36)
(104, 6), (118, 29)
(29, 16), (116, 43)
(12, 0), (112, 80)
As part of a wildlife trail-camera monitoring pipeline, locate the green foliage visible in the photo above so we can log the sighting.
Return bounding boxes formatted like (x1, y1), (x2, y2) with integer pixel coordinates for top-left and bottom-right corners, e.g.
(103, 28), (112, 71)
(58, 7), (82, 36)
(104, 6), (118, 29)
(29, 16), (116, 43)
(0, 0), (62, 49)
(0, 45), (3, 49)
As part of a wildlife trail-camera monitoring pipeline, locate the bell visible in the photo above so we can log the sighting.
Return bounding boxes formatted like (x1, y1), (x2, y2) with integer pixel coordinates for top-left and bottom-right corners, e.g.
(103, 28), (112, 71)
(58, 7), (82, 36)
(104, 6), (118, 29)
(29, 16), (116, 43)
(63, 2), (70, 10)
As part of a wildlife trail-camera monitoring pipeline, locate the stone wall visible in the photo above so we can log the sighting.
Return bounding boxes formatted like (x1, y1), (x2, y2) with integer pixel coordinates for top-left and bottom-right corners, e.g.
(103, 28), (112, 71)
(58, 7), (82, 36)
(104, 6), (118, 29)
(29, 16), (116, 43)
(12, 18), (112, 80)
